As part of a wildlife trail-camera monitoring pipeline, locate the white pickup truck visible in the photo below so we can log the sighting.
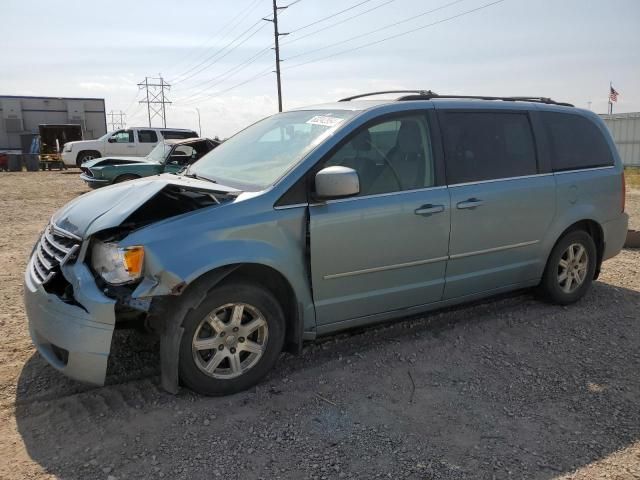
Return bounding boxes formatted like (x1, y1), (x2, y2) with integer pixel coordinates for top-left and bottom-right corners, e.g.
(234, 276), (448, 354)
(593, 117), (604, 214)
(61, 127), (199, 167)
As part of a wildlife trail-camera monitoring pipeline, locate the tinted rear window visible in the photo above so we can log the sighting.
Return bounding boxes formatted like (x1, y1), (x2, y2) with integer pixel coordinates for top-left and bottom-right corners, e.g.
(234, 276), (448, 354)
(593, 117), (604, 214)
(541, 112), (614, 171)
(138, 130), (158, 143)
(442, 112), (537, 184)
(161, 130), (198, 140)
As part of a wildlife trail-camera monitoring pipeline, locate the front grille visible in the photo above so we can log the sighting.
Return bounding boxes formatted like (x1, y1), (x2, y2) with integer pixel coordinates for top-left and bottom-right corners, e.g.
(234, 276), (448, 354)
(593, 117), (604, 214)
(31, 224), (81, 284)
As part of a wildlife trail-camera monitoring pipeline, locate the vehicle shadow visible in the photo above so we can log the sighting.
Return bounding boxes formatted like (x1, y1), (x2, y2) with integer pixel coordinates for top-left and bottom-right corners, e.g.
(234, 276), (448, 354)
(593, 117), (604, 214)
(13, 281), (640, 479)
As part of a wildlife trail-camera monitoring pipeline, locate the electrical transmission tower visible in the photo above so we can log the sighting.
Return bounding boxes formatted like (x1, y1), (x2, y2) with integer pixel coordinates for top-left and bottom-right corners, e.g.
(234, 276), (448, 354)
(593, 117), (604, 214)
(137, 75), (171, 127)
(107, 110), (127, 130)
(264, 0), (289, 112)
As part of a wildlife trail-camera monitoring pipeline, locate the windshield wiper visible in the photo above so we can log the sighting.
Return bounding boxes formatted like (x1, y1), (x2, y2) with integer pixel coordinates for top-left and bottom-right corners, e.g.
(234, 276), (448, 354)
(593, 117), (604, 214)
(183, 171), (217, 184)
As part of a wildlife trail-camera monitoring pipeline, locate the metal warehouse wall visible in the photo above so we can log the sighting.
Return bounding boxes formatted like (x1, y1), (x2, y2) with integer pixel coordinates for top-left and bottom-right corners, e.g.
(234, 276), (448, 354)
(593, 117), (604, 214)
(601, 112), (640, 167)
(0, 95), (107, 150)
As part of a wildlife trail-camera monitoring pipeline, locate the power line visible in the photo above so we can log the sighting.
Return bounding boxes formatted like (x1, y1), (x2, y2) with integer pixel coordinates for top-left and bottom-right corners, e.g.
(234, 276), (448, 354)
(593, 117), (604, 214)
(173, 46), (273, 103)
(287, 0), (372, 33)
(173, 0), (503, 110)
(282, 0), (395, 46)
(171, 17), (270, 86)
(173, 27), (271, 94)
(285, 0), (469, 62)
(164, 0), (263, 77)
(177, 66), (274, 107)
(284, 0), (505, 71)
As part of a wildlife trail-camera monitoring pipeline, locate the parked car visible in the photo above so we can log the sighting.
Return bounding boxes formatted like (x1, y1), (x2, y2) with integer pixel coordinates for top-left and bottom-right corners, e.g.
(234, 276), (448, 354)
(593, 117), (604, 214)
(61, 127), (199, 167)
(79, 137), (220, 189)
(24, 91), (628, 396)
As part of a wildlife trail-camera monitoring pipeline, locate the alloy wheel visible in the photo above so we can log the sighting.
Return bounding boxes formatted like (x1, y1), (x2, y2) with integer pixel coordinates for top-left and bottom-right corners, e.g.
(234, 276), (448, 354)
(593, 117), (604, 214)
(557, 243), (589, 293)
(191, 303), (268, 379)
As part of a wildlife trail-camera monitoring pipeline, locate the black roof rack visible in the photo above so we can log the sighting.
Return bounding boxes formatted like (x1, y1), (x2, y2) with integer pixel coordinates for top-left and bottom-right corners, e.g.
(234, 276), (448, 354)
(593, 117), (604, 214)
(338, 90), (574, 107)
(338, 90), (437, 101)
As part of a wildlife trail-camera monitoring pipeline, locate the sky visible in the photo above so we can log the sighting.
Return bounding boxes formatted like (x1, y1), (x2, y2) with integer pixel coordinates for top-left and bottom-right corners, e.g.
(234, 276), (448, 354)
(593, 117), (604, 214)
(2, 0), (639, 138)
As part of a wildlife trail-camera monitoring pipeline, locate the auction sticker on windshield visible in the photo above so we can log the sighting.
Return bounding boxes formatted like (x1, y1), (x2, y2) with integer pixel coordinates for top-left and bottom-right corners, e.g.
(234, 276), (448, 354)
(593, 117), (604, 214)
(306, 115), (345, 127)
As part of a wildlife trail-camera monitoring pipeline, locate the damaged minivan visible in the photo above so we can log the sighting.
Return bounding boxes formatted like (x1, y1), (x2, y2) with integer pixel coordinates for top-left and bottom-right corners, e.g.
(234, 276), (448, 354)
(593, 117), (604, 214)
(25, 91), (628, 396)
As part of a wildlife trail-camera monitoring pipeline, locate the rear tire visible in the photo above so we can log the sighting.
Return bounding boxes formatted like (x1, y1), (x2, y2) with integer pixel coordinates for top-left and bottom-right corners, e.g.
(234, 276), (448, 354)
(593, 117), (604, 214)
(539, 230), (597, 305)
(178, 282), (285, 396)
(76, 151), (100, 166)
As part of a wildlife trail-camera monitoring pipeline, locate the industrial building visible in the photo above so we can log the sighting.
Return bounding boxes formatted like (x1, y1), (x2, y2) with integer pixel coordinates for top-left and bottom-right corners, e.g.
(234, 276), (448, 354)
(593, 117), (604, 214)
(601, 112), (640, 167)
(0, 95), (107, 151)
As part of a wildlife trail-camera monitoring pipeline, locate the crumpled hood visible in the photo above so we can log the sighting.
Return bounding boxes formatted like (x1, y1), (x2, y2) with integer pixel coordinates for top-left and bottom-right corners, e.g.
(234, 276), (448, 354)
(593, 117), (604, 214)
(52, 174), (239, 238)
(83, 156), (152, 168)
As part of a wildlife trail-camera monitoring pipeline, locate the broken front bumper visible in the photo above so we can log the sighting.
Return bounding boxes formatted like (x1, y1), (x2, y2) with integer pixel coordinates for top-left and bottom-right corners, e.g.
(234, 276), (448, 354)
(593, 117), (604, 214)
(79, 173), (110, 189)
(24, 259), (116, 385)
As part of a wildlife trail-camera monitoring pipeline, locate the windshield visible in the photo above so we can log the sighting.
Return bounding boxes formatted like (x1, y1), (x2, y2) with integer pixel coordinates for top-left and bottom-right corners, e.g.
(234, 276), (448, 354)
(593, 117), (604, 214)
(189, 110), (356, 190)
(147, 142), (171, 163)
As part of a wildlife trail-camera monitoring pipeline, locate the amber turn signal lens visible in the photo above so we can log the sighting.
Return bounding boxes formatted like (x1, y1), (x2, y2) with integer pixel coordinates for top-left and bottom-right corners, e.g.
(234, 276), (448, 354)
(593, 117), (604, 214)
(123, 246), (144, 275)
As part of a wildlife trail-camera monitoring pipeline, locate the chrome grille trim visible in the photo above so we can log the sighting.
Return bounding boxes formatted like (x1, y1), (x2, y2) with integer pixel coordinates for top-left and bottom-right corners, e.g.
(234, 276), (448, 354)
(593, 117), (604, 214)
(30, 224), (81, 284)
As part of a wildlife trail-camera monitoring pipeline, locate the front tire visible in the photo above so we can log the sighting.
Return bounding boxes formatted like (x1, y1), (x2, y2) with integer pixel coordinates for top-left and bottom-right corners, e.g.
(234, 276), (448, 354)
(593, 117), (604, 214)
(178, 282), (285, 396)
(539, 230), (597, 305)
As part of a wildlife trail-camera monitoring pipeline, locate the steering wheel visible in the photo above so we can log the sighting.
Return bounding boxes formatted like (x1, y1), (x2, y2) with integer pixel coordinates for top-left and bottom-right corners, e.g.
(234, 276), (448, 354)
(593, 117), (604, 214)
(365, 140), (403, 191)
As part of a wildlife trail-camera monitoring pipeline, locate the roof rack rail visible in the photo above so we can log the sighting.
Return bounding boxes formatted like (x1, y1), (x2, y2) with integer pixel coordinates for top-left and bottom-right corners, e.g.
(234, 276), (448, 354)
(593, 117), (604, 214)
(338, 90), (573, 107)
(338, 90), (437, 102)
(397, 93), (574, 107)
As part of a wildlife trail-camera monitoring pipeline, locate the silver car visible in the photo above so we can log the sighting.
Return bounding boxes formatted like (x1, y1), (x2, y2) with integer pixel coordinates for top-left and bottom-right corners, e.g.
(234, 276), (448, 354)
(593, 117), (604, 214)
(24, 91), (629, 395)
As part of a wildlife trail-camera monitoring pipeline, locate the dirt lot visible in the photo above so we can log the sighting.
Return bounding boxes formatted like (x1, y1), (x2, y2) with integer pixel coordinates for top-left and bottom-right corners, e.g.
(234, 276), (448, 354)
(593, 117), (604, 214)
(0, 171), (638, 480)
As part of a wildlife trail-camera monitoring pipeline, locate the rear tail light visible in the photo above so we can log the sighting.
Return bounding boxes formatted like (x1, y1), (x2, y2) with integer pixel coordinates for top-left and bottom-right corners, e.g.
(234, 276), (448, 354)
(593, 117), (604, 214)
(622, 171), (626, 213)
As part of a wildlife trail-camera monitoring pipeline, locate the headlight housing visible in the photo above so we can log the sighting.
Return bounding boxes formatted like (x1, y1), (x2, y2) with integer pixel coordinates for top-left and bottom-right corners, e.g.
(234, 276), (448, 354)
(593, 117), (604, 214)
(91, 241), (144, 285)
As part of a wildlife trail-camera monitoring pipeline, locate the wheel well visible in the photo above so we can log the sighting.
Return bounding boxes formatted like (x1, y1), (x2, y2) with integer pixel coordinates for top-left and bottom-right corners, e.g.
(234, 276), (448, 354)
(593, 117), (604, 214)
(184, 264), (301, 354)
(224, 264), (301, 354)
(76, 150), (101, 165)
(114, 173), (141, 183)
(557, 220), (605, 279)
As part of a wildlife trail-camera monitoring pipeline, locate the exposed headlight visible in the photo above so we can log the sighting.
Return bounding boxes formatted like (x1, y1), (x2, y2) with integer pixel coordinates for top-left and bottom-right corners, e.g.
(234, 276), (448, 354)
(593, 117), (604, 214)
(91, 241), (144, 285)
(63, 143), (72, 152)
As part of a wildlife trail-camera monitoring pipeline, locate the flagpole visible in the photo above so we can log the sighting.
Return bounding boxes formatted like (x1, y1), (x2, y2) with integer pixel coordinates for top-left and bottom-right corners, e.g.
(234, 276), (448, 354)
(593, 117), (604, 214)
(609, 81), (613, 114)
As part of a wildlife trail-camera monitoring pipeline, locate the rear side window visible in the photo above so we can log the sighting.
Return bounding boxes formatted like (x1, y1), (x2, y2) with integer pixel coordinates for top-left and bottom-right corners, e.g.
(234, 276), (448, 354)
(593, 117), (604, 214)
(541, 112), (614, 171)
(161, 130), (198, 140)
(442, 112), (537, 184)
(138, 130), (158, 143)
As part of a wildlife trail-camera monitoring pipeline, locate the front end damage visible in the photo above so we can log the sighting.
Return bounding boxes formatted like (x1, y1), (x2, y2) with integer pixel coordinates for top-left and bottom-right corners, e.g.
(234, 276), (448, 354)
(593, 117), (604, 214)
(24, 175), (239, 388)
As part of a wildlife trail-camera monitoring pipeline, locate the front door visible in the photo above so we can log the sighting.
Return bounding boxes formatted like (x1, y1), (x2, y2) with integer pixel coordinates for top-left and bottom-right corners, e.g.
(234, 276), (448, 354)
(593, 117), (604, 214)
(309, 112), (451, 326)
(105, 129), (137, 156)
(439, 110), (556, 299)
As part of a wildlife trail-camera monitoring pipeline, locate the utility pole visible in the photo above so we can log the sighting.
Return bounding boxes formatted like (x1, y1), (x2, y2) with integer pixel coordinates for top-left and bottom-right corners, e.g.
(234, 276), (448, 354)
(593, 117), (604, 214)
(138, 75), (172, 127)
(107, 110), (126, 130)
(195, 108), (202, 136)
(264, 1), (289, 112)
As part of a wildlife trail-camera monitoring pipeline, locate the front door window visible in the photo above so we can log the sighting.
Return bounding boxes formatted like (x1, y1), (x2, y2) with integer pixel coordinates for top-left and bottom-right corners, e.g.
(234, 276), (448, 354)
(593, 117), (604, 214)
(322, 114), (435, 196)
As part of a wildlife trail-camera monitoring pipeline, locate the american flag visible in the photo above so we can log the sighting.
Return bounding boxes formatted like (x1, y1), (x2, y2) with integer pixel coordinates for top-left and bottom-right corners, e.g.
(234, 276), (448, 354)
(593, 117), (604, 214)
(609, 85), (620, 103)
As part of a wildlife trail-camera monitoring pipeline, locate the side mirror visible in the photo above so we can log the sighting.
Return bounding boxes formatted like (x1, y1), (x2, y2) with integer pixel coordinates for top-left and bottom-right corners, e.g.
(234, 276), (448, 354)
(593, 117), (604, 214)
(315, 166), (360, 200)
(107, 137), (116, 143)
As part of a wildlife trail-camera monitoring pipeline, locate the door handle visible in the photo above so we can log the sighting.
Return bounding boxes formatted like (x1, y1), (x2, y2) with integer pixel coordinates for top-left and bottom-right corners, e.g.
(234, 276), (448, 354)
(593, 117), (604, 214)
(456, 198), (483, 209)
(414, 204), (445, 216)
(127, 145), (135, 148)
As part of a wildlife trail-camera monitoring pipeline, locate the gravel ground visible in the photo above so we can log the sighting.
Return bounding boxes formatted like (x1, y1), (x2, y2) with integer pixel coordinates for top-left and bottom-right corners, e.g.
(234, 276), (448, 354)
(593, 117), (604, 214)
(0, 171), (638, 480)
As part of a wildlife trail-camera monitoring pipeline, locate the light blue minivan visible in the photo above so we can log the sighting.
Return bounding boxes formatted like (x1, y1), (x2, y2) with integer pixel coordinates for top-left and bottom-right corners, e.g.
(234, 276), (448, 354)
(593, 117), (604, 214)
(24, 91), (629, 395)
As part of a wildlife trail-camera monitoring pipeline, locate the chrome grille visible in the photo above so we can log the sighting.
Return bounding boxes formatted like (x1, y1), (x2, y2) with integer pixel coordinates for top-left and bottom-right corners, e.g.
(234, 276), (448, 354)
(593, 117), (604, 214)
(31, 224), (81, 284)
